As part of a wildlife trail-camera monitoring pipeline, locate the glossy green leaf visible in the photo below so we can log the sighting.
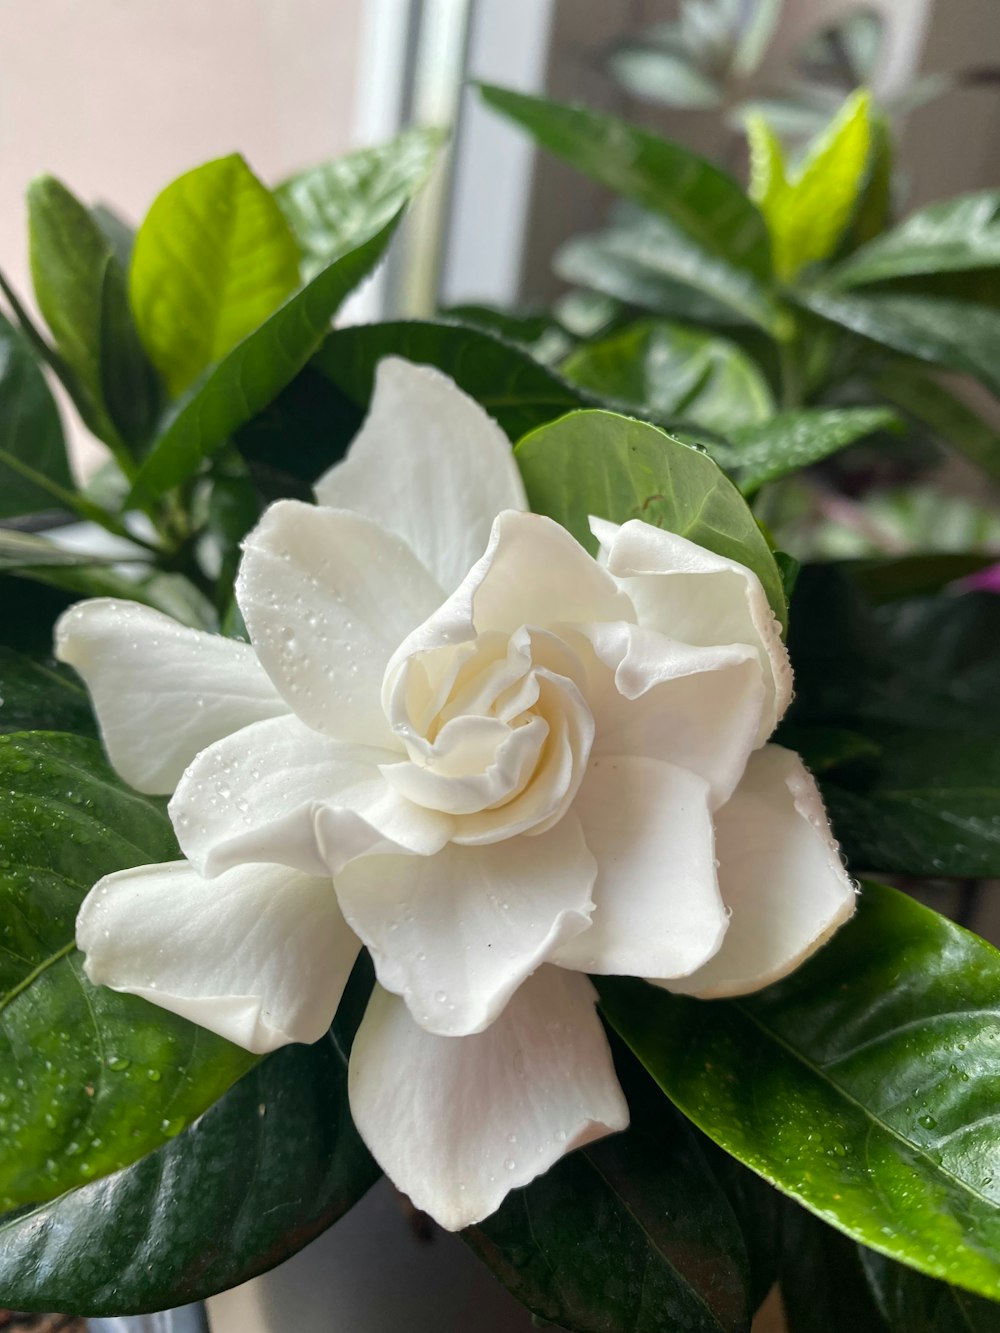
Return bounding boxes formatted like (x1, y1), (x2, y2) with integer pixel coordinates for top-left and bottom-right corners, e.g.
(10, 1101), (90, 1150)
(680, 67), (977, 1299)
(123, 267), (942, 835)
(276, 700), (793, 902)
(313, 319), (584, 441)
(515, 409), (787, 624)
(748, 90), (872, 280)
(27, 175), (158, 456)
(479, 84), (772, 279)
(821, 722), (1000, 878)
(556, 215), (783, 333)
(466, 1050), (752, 1333)
(0, 311), (71, 518)
(870, 367), (1000, 485)
(726, 407), (899, 493)
(276, 127), (445, 279)
(599, 882), (1000, 1301)
(830, 191), (1000, 289)
(130, 154), (301, 397)
(0, 964), (378, 1316)
(799, 291), (1000, 397)
(860, 1247), (1000, 1331)
(561, 320), (773, 433)
(127, 215), (397, 506)
(0, 731), (256, 1211)
(0, 650), (96, 738)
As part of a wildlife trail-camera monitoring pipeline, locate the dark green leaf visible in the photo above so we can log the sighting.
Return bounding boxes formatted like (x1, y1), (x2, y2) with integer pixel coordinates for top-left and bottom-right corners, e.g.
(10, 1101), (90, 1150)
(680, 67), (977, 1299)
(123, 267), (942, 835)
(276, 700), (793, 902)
(478, 85), (773, 279)
(779, 1206), (888, 1333)
(0, 649), (96, 738)
(798, 291), (1000, 398)
(313, 319), (584, 441)
(0, 577), (79, 655)
(0, 732), (256, 1211)
(822, 722), (1000, 878)
(599, 882), (1000, 1301)
(860, 1246), (1000, 1331)
(0, 962), (378, 1316)
(130, 154), (301, 397)
(556, 216), (782, 333)
(276, 127), (445, 279)
(27, 175), (158, 456)
(0, 311), (72, 518)
(127, 215), (398, 506)
(726, 407), (899, 493)
(515, 409), (787, 625)
(561, 320), (774, 434)
(830, 191), (1000, 289)
(466, 1050), (751, 1333)
(870, 367), (1000, 485)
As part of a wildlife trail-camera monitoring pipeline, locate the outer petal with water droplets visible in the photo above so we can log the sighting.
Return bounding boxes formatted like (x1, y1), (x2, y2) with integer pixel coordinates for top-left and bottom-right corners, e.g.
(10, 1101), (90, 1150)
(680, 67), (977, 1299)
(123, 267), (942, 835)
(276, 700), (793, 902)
(77, 860), (358, 1054)
(665, 745), (856, 997)
(348, 967), (629, 1231)
(54, 599), (286, 794)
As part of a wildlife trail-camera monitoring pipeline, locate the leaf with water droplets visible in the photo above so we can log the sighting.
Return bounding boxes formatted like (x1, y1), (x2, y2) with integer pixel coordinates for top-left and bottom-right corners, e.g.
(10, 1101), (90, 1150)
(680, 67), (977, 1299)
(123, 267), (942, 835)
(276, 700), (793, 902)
(600, 882), (1000, 1302)
(0, 730), (256, 1210)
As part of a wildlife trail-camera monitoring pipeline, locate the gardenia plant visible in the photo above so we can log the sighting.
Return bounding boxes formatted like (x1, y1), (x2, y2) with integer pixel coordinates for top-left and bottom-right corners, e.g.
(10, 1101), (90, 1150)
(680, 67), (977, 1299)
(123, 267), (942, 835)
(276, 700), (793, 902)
(59, 358), (854, 1229)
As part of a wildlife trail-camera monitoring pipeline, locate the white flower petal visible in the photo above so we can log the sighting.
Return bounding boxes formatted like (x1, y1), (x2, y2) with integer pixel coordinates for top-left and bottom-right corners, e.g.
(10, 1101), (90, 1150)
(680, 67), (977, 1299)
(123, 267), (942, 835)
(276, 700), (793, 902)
(592, 518), (792, 741)
(237, 500), (444, 747)
(554, 755), (728, 979)
(314, 357), (527, 594)
(77, 860), (358, 1054)
(171, 715), (452, 879)
(666, 745), (856, 998)
(348, 968), (629, 1231)
(580, 621), (764, 807)
(54, 599), (286, 794)
(335, 812), (596, 1037)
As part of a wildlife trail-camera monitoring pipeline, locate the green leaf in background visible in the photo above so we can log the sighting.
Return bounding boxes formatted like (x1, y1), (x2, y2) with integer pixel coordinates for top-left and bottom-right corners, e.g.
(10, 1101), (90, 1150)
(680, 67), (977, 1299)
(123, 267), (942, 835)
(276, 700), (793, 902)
(748, 90), (872, 281)
(600, 882), (1000, 1301)
(515, 409), (787, 624)
(0, 311), (72, 518)
(830, 190), (1000, 289)
(128, 214), (398, 506)
(276, 127), (445, 279)
(726, 406), (899, 494)
(130, 154), (301, 397)
(799, 290), (1000, 398)
(860, 1246), (1000, 1332)
(479, 84), (773, 279)
(0, 529), (118, 572)
(0, 963), (378, 1316)
(0, 731), (256, 1211)
(313, 319), (584, 441)
(561, 320), (774, 433)
(466, 1049), (752, 1333)
(0, 650), (96, 738)
(556, 215), (783, 333)
(27, 175), (158, 457)
(778, 1206), (889, 1333)
(870, 366), (1000, 485)
(822, 722), (1000, 878)
(608, 42), (724, 110)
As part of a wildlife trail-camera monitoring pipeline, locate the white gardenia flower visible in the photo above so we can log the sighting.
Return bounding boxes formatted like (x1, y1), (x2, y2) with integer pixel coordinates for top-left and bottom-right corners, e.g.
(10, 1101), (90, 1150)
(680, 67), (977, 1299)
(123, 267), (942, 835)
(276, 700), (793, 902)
(57, 357), (855, 1231)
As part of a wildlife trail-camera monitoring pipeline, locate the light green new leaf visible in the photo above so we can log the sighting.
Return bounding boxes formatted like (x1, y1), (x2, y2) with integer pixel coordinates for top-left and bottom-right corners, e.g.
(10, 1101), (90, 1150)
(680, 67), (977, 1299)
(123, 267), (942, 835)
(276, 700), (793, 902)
(479, 84), (773, 279)
(556, 216), (783, 333)
(748, 90), (872, 281)
(800, 290), (1000, 398)
(130, 154), (301, 397)
(128, 215), (398, 506)
(276, 127), (445, 279)
(561, 320), (774, 433)
(600, 882), (1000, 1302)
(515, 409), (787, 625)
(27, 176), (159, 456)
(830, 190), (1000, 289)
(0, 312), (71, 519)
(0, 731), (256, 1211)
(727, 406), (899, 494)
